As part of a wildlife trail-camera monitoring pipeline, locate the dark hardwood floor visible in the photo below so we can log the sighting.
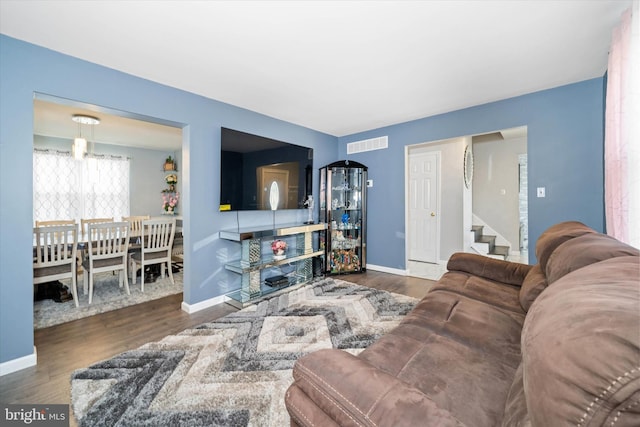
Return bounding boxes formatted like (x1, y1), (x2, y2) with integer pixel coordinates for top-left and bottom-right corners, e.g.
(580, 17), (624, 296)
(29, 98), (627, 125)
(338, 269), (435, 300)
(0, 271), (434, 425)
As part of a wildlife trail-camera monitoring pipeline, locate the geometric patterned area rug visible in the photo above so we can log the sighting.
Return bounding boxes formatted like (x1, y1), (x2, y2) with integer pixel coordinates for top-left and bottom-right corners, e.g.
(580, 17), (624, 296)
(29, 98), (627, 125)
(34, 269), (183, 330)
(70, 278), (418, 426)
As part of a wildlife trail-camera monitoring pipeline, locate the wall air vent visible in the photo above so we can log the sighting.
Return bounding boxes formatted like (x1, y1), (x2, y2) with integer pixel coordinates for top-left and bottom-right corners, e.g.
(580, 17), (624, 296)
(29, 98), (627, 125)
(347, 136), (388, 154)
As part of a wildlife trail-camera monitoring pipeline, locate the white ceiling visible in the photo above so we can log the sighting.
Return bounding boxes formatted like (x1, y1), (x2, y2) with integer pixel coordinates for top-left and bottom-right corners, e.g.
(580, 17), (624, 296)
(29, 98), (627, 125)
(1, 0), (631, 147)
(33, 99), (183, 151)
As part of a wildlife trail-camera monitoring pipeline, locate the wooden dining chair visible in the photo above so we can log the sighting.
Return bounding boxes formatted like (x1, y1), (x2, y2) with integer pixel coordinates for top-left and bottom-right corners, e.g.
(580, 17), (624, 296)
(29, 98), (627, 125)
(80, 217), (114, 241)
(122, 215), (150, 232)
(33, 224), (79, 308)
(79, 217), (115, 285)
(82, 222), (130, 304)
(122, 215), (150, 251)
(171, 235), (184, 262)
(130, 217), (176, 292)
(35, 220), (78, 247)
(36, 220), (81, 276)
(35, 219), (76, 227)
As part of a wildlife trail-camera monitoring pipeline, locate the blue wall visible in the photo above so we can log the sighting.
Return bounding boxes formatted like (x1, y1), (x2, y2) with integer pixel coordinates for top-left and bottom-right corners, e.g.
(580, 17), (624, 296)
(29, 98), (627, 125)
(338, 78), (605, 270)
(0, 34), (606, 367)
(0, 35), (337, 365)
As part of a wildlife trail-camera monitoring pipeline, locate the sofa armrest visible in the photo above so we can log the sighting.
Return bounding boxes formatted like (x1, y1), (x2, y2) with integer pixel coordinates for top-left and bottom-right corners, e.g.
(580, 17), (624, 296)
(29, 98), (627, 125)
(287, 349), (463, 427)
(446, 252), (532, 286)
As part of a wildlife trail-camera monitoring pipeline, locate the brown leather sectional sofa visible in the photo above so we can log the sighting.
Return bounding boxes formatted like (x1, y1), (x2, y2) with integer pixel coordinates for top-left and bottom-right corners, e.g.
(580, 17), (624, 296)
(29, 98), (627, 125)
(285, 221), (640, 426)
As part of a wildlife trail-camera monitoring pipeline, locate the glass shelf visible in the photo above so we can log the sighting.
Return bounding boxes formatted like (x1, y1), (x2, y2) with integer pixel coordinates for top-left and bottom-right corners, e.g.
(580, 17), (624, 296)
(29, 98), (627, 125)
(224, 249), (324, 273)
(226, 274), (304, 305)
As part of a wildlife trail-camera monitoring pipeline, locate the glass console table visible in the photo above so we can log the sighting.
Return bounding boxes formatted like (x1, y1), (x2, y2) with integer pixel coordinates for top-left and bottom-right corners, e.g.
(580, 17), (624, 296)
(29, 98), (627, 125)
(220, 222), (326, 308)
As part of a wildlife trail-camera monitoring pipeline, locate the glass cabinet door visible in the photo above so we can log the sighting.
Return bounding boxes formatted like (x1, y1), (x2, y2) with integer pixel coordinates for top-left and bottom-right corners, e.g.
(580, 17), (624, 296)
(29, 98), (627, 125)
(320, 161), (367, 274)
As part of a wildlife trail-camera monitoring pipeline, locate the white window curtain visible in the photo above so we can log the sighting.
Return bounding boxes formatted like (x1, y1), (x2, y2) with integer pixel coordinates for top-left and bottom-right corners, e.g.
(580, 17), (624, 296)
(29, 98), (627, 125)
(605, 0), (640, 249)
(33, 150), (130, 223)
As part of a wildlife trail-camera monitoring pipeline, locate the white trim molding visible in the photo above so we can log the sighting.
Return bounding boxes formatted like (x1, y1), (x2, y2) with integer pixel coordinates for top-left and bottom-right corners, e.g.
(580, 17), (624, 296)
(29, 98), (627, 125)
(181, 294), (229, 314)
(406, 260), (448, 281)
(366, 264), (408, 276)
(0, 346), (37, 376)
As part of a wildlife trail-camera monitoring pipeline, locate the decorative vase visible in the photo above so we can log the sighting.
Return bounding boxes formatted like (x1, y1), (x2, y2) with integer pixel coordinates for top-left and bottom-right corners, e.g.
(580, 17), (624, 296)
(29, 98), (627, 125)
(271, 240), (287, 260)
(164, 157), (176, 171)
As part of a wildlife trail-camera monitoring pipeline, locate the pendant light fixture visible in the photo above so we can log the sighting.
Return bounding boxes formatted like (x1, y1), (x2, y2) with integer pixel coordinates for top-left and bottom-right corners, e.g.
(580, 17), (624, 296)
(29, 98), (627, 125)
(71, 114), (100, 160)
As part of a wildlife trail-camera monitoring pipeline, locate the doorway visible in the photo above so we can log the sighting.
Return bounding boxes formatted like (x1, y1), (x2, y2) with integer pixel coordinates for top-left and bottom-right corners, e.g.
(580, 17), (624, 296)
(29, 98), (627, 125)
(405, 127), (527, 280)
(471, 128), (528, 263)
(32, 94), (186, 328)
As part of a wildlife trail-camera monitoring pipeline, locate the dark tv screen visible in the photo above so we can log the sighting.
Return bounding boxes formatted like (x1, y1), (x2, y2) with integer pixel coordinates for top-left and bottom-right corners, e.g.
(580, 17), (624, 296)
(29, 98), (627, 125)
(220, 127), (313, 211)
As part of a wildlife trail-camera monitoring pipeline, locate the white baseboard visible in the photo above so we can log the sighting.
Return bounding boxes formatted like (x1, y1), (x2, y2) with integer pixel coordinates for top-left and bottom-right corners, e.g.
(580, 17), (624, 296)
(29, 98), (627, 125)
(0, 346), (37, 376)
(366, 264), (408, 276)
(406, 260), (448, 281)
(181, 294), (230, 314)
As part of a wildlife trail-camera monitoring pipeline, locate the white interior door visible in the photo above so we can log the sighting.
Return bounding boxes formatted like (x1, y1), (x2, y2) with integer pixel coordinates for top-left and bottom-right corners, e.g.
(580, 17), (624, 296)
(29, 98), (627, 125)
(408, 151), (439, 263)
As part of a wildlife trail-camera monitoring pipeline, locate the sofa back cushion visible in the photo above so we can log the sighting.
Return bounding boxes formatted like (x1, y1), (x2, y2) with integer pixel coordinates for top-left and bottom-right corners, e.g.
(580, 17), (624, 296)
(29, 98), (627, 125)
(519, 264), (547, 312)
(545, 233), (640, 284)
(535, 221), (595, 271)
(521, 255), (640, 426)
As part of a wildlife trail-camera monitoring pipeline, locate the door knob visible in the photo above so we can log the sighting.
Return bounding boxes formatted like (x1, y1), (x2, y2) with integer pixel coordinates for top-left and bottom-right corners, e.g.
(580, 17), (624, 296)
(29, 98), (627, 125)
(430, 212), (436, 217)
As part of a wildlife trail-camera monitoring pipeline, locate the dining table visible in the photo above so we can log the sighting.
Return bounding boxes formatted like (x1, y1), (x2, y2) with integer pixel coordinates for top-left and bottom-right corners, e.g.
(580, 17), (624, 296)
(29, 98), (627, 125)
(34, 217), (183, 295)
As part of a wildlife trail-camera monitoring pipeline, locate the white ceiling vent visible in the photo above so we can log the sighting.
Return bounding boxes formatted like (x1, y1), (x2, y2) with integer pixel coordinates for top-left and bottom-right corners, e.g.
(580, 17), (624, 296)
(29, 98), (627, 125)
(347, 136), (388, 154)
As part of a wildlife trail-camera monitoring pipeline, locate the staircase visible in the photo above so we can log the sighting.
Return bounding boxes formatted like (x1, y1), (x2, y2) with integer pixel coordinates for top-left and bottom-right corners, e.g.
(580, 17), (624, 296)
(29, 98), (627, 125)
(471, 225), (510, 260)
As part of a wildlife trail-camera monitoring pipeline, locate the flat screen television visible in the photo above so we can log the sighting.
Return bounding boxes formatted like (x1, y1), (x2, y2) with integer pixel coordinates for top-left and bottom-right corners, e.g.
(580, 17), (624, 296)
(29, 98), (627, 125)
(220, 127), (313, 211)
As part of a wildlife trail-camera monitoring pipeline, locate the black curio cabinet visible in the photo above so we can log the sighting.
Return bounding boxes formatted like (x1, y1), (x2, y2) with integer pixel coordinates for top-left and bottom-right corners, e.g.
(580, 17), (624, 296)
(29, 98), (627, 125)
(319, 160), (367, 274)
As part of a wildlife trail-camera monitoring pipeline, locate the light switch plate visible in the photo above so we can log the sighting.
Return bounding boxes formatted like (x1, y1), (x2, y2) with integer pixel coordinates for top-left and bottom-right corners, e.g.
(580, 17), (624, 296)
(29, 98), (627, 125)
(537, 187), (546, 198)
(367, 179), (373, 188)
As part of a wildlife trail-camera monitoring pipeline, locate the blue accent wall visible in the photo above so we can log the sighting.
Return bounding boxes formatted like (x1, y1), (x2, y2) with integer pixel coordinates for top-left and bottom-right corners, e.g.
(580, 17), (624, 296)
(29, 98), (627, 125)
(0, 35), (337, 365)
(339, 78), (605, 270)
(0, 33), (606, 367)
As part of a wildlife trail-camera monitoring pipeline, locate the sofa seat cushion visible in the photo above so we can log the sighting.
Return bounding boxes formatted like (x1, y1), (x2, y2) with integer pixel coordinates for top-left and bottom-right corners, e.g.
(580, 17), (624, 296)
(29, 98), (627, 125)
(432, 271), (524, 315)
(522, 255), (640, 426)
(356, 288), (525, 427)
(500, 363), (531, 427)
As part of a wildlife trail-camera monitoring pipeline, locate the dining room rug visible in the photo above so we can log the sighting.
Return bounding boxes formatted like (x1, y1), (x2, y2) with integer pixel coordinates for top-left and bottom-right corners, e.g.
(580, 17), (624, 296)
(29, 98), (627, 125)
(70, 278), (418, 427)
(34, 266), (183, 330)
